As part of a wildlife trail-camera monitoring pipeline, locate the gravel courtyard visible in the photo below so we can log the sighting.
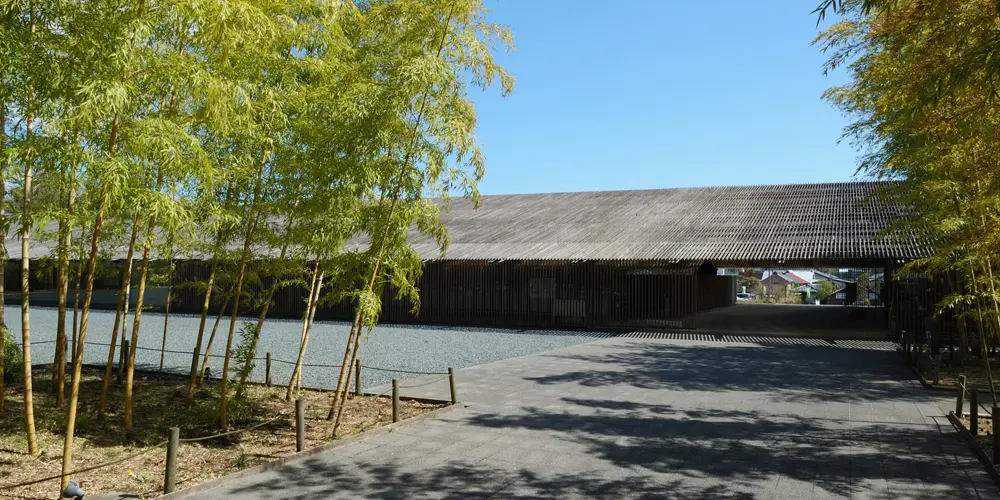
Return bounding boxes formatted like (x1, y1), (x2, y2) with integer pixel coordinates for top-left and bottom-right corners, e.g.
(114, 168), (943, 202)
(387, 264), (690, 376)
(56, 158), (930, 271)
(13, 306), (613, 392)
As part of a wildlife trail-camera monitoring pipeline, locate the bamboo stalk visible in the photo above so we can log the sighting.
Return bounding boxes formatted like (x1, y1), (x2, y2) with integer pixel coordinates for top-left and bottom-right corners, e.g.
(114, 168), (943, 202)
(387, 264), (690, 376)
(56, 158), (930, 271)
(62, 1), (147, 488)
(125, 192), (165, 439)
(20, 16), (38, 451)
(970, 265), (997, 406)
(235, 179), (303, 399)
(287, 262), (321, 401)
(187, 259), (217, 404)
(219, 149), (269, 432)
(331, 3), (456, 433)
(160, 241), (175, 374)
(0, 68), (7, 416)
(98, 213), (141, 419)
(198, 293), (230, 388)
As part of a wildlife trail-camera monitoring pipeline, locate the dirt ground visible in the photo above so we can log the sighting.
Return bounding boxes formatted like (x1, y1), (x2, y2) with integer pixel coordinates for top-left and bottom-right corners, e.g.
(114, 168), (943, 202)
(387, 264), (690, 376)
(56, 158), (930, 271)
(0, 366), (444, 499)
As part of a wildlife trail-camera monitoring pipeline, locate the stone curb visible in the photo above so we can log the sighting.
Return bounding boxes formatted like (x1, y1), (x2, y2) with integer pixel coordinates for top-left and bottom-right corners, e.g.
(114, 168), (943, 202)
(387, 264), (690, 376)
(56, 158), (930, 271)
(155, 401), (463, 499)
(947, 411), (1000, 491)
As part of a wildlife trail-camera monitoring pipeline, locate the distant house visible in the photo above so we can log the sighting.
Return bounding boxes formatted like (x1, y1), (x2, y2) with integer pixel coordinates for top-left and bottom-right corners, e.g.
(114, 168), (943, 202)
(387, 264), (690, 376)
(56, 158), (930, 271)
(760, 270), (810, 297)
(762, 269), (855, 302)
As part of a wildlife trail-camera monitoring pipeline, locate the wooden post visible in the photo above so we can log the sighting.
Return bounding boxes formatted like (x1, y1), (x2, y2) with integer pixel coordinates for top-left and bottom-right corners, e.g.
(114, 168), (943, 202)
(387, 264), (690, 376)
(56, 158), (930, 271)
(295, 398), (305, 452)
(957, 375), (967, 417)
(392, 379), (399, 423)
(164, 426), (179, 494)
(971, 388), (979, 436)
(993, 406), (1000, 465)
(448, 367), (457, 405)
(265, 352), (272, 387)
(354, 358), (361, 396)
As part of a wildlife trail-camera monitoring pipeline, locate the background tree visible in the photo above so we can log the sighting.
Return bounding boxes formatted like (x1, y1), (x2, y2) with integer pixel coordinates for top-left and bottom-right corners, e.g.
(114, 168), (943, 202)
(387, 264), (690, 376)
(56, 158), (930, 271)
(816, 280), (836, 302)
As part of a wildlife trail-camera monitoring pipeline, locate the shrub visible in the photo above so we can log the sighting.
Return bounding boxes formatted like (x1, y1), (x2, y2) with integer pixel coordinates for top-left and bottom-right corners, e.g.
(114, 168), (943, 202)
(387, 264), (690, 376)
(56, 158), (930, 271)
(3, 325), (22, 382)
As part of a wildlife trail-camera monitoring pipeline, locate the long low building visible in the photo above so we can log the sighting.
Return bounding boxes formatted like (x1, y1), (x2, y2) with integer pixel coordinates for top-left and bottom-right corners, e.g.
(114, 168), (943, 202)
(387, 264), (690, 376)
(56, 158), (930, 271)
(4, 181), (935, 331)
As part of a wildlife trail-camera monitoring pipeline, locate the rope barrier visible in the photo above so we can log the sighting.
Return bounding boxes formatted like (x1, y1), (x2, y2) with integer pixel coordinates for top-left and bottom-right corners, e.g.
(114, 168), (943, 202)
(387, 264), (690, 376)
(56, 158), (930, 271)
(360, 364), (448, 376)
(268, 358), (339, 368)
(40, 341), (445, 378)
(0, 440), (169, 491)
(397, 375), (451, 389)
(178, 415), (287, 443)
(300, 361), (340, 368)
(1, 413), (289, 491)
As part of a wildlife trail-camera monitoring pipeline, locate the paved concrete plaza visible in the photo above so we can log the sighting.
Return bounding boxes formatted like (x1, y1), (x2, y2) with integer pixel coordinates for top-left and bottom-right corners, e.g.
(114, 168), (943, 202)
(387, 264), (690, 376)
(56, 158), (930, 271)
(184, 335), (999, 499)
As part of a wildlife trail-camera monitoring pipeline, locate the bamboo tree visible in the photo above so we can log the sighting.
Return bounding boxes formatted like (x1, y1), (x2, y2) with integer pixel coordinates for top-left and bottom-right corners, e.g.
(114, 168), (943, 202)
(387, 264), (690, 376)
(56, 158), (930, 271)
(124, 209), (160, 439)
(818, 1), (1000, 400)
(969, 264), (997, 405)
(18, 3), (39, 456)
(62, 0), (148, 487)
(319, 0), (512, 432)
(186, 184), (235, 405)
(97, 213), (140, 419)
(159, 236), (175, 373)
(286, 261), (321, 400)
(295, 271), (323, 395)
(198, 292), (231, 386)
(71, 231), (83, 360)
(0, 52), (7, 417)
(235, 180), (304, 399)
(331, 2), (458, 431)
(219, 152), (269, 431)
(187, 258), (217, 402)
(52, 140), (77, 404)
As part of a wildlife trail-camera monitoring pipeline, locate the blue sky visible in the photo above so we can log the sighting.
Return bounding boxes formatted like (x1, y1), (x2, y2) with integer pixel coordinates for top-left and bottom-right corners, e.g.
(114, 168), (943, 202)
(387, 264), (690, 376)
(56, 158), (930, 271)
(471, 1), (857, 195)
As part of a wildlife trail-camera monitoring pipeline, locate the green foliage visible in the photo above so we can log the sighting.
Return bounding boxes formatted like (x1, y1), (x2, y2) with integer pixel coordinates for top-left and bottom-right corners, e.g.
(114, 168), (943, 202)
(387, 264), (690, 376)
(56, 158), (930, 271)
(818, 0), (1000, 399)
(739, 276), (760, 294)
(0, 0), (513, 442)
(816, 281), (837, 301)
(229, 321), (258, 399)
(2, 326), (22, 382)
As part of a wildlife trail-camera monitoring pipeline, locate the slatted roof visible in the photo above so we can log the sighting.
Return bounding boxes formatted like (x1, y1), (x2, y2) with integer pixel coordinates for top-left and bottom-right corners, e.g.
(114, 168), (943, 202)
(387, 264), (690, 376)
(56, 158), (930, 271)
(397, 181), (931, 263)
(5, 181), (931, 264)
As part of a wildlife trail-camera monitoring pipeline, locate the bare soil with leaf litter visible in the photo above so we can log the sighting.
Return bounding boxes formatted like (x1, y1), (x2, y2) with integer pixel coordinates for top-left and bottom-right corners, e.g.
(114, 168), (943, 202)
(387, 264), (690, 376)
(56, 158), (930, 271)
(0, 367), (442, 499)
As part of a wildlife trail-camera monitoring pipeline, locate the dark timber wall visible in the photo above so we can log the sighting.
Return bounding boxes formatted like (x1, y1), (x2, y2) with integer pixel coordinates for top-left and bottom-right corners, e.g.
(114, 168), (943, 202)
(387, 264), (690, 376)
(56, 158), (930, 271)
(13, 259), (734, 330)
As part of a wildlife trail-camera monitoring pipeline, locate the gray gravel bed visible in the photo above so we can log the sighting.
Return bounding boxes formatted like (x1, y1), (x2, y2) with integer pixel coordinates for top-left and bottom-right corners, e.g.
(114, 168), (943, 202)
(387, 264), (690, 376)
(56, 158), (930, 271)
(9, 305), (613, 394)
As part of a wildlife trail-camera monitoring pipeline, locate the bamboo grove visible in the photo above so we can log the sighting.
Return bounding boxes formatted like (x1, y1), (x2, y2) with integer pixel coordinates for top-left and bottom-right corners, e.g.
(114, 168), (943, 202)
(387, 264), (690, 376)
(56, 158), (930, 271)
(0, 0), (513, 490)
(817, 0), (1000, 401)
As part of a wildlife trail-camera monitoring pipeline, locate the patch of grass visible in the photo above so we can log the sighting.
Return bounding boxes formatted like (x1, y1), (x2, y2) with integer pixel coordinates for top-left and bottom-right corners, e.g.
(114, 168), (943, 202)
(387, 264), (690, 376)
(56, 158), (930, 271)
(1, 366), (444, 499)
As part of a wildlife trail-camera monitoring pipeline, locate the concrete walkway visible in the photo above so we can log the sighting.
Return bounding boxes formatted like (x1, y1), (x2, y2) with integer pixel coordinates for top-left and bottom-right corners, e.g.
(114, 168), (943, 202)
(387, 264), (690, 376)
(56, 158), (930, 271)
(184, 336), (999, 499)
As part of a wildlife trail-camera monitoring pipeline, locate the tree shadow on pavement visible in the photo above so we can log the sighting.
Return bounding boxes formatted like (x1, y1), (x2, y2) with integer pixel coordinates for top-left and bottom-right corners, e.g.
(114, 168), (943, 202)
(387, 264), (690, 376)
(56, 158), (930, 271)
(527, 340), (923, 404)
(208, 454), (750, 500)
(209, 399), (977, 500)
(192, 341), (990, 500)
(463, 400), (971, 499)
